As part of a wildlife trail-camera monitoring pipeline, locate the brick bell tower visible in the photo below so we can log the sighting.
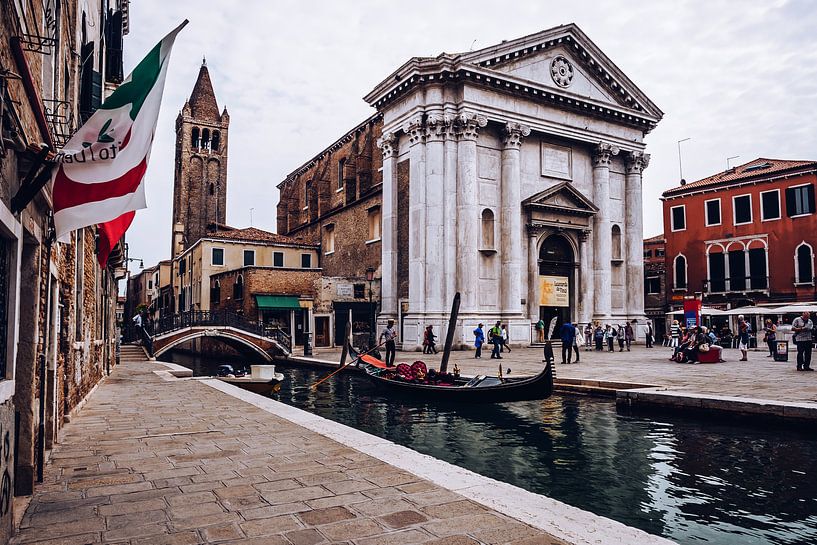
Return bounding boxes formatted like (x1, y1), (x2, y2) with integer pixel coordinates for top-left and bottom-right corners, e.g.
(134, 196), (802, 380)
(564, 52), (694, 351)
(171, 58), (229, 257)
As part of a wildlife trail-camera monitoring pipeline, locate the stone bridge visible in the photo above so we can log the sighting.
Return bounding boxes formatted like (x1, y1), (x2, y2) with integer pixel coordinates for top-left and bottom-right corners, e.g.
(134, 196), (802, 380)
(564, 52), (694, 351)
(134, 311), (292, 360)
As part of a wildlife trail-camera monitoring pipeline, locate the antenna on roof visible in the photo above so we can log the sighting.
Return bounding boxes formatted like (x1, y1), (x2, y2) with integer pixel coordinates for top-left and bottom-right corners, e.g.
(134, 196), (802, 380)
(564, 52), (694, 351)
(249, 207), (254, 227)
(470, 39), (477, 51)
(727, 155), (740, 170)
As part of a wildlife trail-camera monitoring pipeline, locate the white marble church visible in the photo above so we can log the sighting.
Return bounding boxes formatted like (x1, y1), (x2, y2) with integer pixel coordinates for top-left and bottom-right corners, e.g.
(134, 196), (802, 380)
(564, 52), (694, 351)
(366, 24), (663, 349)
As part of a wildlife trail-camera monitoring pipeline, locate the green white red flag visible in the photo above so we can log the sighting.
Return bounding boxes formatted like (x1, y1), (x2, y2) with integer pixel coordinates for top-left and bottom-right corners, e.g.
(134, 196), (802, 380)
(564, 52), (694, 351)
(52, 20), (187, 246)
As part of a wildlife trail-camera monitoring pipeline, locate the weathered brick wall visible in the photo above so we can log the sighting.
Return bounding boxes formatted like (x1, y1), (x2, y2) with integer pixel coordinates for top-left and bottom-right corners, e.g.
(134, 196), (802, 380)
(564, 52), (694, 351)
(211, 267), (321, 316)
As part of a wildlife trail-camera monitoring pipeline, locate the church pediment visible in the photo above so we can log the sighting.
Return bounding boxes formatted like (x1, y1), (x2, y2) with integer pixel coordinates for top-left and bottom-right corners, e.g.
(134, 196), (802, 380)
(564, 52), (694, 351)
(459, 24), (662, 119)
(523, 182), (598, 217)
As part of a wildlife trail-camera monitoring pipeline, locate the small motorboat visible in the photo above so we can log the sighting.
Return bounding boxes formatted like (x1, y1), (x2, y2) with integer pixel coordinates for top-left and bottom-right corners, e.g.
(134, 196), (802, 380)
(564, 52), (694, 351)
(216, 364), (284, 395)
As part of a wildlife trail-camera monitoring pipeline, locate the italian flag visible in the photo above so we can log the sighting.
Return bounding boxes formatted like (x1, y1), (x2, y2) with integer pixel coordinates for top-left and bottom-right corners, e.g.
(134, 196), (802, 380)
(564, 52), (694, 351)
(52, 20), (188, 262)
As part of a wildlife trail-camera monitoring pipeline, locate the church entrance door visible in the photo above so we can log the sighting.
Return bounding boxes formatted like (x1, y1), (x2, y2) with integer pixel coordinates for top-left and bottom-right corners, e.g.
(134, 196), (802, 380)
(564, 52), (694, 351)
(538, 235), (574, 339)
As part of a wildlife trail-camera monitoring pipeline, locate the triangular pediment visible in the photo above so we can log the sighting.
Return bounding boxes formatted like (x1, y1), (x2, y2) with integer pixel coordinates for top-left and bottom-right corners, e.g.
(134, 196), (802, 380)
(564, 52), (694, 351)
(460, 24), (662, 119)
(523, 182), (598, 216)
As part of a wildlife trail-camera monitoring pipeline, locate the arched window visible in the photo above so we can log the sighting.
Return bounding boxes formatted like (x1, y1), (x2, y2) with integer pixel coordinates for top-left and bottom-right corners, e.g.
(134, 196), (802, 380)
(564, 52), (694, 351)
(211, 131), (220, 151)
(210, 281), (221, 305)
(201, 128), (210, 150)
(674, 254), (687, 289)
(209, 183), (215, 196)
(481, 209), (495, 250)
(233, 274), (244, 300)
(191, 127), (199, 148)
(611, 225), (622, 261)
(796, 242), (814, 284)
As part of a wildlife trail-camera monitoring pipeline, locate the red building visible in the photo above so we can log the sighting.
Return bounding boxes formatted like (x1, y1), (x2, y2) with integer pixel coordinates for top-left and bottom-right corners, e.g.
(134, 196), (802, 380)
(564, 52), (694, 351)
(662, 158), (817, 310)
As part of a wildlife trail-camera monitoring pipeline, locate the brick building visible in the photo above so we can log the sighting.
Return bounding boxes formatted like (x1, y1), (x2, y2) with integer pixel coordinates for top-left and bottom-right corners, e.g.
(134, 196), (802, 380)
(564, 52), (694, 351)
(0, 0), (128, 537)
(662, 158), (817, 312)
(643, 234), (667, 339)
(276, 115), (383, 346)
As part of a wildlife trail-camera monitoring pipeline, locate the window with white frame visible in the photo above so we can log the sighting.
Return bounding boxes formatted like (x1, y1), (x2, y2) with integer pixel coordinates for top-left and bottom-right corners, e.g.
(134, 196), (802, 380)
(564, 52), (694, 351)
(674, 254), (687, 289)
(760, 190), (781, 221)
(301, 253), (312, 268)
(733, 194), (752, 225)
(705, 198), (721, 226)
(243, 250), (255, 267)
(337, 158), (346, 191)
(645, 276), (661, 294)
(325, 225), (335, 254)
(273, 251), (284, 267)
(670, 205), (686, 231)
(786, 184), (815, 217)
(367, 207), (381, 242)
(211, 247), (224, 266)
(796, 242), (814, 284)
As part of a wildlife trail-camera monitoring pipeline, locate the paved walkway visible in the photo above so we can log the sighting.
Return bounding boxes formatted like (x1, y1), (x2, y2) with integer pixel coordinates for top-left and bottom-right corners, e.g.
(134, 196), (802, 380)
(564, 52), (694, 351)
(13, 357), (572, 545)
(305, 344), (817, 404)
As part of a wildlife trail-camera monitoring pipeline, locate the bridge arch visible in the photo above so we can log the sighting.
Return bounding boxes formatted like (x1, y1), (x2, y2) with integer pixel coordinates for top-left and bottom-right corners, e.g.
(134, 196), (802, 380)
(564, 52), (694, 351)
(153, 330), (274, 362)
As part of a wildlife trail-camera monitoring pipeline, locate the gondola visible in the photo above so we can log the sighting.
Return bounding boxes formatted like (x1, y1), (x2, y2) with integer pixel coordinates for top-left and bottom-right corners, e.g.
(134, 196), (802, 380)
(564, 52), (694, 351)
(350, 344), (554, 403)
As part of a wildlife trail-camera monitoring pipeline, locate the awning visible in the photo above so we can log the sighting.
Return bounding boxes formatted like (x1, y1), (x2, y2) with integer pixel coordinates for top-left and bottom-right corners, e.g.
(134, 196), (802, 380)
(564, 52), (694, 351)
(255, 295), (302, 310)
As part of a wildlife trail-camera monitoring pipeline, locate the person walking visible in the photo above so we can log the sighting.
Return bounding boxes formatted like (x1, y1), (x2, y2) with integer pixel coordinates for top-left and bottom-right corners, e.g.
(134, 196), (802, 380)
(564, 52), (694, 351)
(763, 319), (776, 358)
(670, 320), (680, 349)
(425, 325), (438, 354)
(617, 324), (626, 352)
(624, 322), (634, 351)
(379, 319), (398, 367)
(501, 323), (511, 353)
(536, 318), (545, 343)
(584, 323), (593, 350)
(473, 323), (485, 358)
(422, 326), (430, 354)
(573, 323), (582, 363)
(645, 320), (654, 348)
(792, 311), (813, 371)
(594, 323), (604, 351)
(560, 319), (576, 364)
(489, 321), (503, 359)
(737, 315), (750, 362)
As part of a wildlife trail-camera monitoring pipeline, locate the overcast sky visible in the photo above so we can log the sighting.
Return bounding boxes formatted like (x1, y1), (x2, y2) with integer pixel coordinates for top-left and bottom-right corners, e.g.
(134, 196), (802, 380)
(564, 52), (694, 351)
(123, 0), (817, 272)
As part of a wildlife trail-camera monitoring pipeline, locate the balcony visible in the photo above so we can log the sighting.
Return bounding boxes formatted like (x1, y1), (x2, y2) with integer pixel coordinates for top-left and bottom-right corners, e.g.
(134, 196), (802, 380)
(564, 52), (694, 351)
(703, 275), (769, 296)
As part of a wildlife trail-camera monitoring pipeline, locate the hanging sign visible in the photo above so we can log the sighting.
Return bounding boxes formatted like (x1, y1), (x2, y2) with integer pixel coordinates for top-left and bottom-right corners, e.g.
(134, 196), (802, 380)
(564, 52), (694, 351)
(539, 275), (569, 307)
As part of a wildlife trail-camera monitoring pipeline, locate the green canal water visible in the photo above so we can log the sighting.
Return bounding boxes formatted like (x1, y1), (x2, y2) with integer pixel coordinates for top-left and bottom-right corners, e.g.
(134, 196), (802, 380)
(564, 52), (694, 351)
(170, 353), (817, 545)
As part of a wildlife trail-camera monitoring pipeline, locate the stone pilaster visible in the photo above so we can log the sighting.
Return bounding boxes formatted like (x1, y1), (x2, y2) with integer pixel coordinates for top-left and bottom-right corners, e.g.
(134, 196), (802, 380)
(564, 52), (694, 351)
(424, 114), (448, 314)
(624, 151), (650, 321)
(443, 115), (458, 308)
(500, 122), (530, 317)
(455, 112), (487, 314)
(404, 115), (427, 316)
(578, 229), (593, 325)
(592, 142), (619, 319)
(527, 224), (543, 322)
(377, 131), (398, 317)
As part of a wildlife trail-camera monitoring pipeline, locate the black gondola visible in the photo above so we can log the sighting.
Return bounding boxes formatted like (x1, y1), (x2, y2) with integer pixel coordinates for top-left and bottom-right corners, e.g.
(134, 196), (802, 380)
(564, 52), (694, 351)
(351, 344), (554, 403)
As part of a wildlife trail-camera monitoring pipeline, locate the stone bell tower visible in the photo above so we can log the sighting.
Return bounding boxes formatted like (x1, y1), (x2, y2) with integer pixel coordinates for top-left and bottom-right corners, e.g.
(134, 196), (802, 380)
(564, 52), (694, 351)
(171, 58), (229, 257)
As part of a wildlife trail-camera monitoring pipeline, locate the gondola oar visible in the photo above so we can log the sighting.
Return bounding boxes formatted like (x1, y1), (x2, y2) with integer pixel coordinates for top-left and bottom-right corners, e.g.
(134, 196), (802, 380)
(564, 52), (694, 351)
(310, 340), (385, 390)
(439, 292), (461, 375)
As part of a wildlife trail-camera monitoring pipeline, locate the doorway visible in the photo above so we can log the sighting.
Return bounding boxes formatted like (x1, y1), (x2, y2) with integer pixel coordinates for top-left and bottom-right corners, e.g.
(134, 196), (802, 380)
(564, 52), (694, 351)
(538, 234), (575, 339)
(314, 316), (330, 347)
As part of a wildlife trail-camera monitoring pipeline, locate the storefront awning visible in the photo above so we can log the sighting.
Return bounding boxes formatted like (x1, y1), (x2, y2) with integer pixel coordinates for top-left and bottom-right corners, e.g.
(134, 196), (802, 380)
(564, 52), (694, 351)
(255, 295), (302, 310)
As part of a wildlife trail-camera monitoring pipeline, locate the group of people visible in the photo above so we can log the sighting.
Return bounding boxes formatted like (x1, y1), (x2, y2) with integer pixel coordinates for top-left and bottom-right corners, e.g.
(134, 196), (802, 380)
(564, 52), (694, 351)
(472, 321), (513, 359)
(668, 324), (720, 363)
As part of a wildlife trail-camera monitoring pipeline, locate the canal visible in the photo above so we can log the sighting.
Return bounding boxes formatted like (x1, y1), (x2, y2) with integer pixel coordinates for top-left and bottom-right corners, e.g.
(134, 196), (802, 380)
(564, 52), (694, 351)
(169, 353), (817, 545)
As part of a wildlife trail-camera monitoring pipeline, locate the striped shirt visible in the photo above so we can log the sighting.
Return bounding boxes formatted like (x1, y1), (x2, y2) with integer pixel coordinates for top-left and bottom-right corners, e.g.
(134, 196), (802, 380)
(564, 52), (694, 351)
(670, 324), (680, 338)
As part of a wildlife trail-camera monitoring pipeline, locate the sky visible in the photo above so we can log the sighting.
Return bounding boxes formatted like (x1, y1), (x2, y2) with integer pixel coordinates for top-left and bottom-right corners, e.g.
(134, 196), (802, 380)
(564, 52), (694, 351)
(123, 0), (817, 272)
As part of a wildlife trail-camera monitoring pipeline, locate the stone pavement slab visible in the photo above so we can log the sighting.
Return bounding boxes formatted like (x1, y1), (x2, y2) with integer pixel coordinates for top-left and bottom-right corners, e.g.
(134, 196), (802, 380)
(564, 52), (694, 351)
(12, 357), (676, 545)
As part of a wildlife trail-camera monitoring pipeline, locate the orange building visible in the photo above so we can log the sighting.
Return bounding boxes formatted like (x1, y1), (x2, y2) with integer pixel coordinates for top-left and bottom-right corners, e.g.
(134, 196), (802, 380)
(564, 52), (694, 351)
(662, 158), (817, 310)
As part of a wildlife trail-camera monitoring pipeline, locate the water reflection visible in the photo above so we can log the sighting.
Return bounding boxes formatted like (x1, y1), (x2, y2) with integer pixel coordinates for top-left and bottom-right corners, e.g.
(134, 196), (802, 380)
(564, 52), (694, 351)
(167, 352), (817, 545)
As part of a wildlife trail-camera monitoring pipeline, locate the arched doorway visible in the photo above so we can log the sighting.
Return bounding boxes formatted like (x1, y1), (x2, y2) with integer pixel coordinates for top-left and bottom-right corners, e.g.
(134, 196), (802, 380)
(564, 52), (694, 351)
(538, 234), (575, 339)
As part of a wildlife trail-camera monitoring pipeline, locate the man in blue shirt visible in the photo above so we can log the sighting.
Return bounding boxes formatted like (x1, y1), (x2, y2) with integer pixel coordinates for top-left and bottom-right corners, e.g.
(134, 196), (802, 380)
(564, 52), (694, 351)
(560, 319), (576, 364)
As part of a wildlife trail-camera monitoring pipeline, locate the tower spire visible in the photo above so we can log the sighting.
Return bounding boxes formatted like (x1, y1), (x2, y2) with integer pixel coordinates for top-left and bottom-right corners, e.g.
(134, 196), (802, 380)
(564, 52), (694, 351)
(188, 60), (219, 119)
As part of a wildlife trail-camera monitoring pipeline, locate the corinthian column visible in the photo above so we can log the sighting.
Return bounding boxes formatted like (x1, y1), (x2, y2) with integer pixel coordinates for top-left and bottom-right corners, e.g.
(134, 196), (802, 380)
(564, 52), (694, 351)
(424, 114), (447, 314)
(377, 132), (398, 317)
(455, 112), (487, 313)
(404, 115), (426, 316)
(500, 122), (530, 317)
(592, 142), (619, 319)
(625, 151), (650, 320)
(578, 230), (593, 324)
(527, 225), (541, 322)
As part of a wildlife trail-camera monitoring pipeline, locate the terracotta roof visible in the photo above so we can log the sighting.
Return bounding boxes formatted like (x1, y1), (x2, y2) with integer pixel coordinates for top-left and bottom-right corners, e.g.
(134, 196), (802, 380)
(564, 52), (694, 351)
(644, 234), (664, 243)
(208, 226), (316, 247)
(663, 158), (817, 197)
(188, 61), (220, 120)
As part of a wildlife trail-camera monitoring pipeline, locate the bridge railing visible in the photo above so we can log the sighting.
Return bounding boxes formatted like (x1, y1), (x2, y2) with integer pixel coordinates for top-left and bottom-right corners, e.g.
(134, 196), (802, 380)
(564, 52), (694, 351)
(150, 310), (292, 354)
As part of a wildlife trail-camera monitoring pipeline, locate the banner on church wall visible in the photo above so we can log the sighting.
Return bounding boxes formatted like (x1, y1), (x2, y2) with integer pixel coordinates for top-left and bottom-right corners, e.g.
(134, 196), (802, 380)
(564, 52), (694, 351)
(539, 275), (569, 307)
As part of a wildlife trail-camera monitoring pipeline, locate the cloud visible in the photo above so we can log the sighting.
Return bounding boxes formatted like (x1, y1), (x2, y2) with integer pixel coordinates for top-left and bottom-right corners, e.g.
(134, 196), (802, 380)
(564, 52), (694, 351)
(123, 0), (817, 268)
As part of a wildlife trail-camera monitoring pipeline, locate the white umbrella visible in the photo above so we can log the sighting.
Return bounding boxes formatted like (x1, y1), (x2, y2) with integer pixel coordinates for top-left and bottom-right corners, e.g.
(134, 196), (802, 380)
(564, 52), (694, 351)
(721, 306), (772, 315)
(772, 302), (817, 314)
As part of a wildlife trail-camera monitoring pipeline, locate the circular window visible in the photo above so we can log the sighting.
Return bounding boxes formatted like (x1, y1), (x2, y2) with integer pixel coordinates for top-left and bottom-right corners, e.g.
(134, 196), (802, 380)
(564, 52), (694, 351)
(550, 56), (574, 88)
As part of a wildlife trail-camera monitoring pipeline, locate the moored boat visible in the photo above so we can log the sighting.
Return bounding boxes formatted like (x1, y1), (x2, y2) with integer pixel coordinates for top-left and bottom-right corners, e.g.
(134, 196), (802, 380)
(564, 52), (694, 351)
(216, 364), (284, 395)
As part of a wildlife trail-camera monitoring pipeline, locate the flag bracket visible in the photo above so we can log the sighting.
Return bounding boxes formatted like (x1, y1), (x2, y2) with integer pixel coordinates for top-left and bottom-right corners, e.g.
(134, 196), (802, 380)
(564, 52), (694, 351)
(10, 144), (53, 214)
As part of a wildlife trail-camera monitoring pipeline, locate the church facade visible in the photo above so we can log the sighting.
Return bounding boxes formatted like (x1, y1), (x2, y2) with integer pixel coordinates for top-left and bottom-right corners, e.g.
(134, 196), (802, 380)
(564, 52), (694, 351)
(277, 24), (663, 349)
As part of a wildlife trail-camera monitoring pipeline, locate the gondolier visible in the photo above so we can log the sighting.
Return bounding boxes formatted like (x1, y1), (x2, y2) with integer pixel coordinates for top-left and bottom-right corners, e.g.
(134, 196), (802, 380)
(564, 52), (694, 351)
(379, 319), (398, 367)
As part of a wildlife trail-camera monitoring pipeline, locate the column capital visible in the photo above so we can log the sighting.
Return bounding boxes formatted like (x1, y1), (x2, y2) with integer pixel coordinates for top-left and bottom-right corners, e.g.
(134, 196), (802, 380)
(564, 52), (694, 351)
(579, 229), (591, 242)
(526, 223), (546, 238)
(402, 115), (425, 146)
(592, 142), (620, 167)
(377, 131), (398, 159)
(502, 122), (531, 149)
(454, 112), (487, 141)
(625, 150), (651, 174)
(425, 113), (451, 142)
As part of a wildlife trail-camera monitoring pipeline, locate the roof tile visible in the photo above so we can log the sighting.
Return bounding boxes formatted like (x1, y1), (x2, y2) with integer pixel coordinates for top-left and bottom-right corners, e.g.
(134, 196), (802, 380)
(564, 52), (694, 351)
(663, 158), (816, 197)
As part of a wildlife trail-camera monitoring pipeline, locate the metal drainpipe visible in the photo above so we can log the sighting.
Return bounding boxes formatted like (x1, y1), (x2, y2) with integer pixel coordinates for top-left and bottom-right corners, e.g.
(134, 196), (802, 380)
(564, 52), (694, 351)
(37, 352), (45, 483)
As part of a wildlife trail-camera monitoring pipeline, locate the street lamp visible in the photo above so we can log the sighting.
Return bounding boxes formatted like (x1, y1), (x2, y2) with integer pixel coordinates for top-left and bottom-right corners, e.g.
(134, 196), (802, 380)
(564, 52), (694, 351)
(366, 267), (376, 349)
